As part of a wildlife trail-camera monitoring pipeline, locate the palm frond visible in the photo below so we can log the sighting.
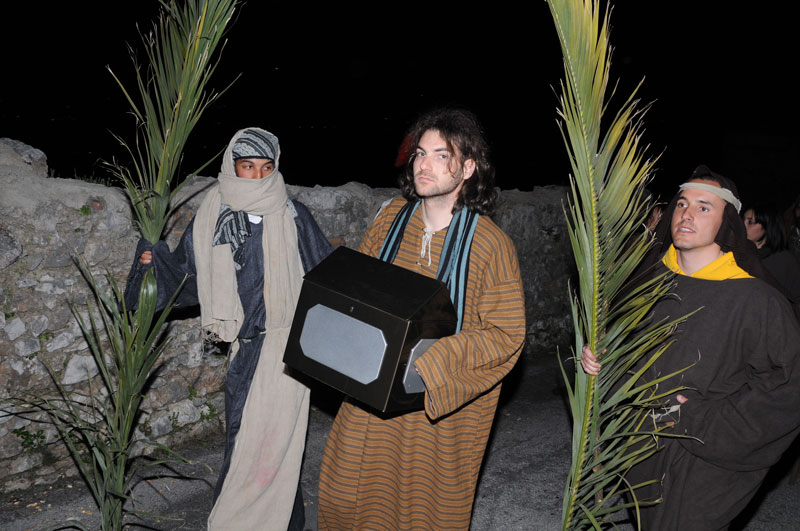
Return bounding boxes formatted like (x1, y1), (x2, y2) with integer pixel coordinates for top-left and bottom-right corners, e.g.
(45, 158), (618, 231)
(0, 4), (237, 529)
(546, 1), (691, 528)
(106, 0), (238, 244)
(3, 257), (188, 531)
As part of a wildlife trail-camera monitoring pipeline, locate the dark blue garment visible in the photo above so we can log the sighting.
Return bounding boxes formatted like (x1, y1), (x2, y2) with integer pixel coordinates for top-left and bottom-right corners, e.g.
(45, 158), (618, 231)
(123, 199), (331, 528)
(124, 199), (332, 317)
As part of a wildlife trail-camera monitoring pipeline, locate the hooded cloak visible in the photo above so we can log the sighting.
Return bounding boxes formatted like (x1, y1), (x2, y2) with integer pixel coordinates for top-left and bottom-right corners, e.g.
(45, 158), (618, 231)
(627, 166), (800, 530)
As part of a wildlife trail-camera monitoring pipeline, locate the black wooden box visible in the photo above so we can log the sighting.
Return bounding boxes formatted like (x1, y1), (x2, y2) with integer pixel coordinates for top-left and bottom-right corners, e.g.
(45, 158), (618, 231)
(283, 247), (456, 412)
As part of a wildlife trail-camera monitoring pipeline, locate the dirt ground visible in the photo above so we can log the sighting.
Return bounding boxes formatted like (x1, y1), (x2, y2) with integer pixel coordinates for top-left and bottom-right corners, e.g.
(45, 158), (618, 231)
(2, 351), (798, 530)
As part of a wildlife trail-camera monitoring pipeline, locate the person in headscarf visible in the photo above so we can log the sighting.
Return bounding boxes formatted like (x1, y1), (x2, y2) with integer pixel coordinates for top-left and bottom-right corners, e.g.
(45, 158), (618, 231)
(581, 165), (800, 530)
(125, 128), (332, 530)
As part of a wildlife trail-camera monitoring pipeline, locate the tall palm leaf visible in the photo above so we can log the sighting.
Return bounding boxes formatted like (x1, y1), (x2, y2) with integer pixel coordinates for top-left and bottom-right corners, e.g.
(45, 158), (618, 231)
(4, 256), (189, 531)
(546, 1), (692, 528)
(3, 3), (238, 528)
(108, 0), (238, 244)
(106, 0), (238, 374)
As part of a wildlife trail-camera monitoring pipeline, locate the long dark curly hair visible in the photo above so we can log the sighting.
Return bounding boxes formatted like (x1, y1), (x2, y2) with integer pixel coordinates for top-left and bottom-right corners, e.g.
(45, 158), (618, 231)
(399, 108), (497, 215)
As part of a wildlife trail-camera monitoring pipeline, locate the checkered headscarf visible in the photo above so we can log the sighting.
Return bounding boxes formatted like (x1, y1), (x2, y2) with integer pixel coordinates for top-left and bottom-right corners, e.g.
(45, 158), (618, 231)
(232, 129), (279, 162)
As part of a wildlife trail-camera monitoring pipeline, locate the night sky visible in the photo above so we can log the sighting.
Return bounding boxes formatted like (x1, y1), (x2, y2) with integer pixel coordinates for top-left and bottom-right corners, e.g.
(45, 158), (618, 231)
(2, 2), (797, 208)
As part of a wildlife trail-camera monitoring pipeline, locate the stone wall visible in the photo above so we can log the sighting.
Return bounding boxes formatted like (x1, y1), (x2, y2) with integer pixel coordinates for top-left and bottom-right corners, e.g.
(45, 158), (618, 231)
(0, 139), (574, 492)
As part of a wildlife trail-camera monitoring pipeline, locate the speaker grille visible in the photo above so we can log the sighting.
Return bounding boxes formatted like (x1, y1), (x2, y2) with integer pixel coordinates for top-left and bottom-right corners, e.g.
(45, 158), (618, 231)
(299, 304), (387, 384)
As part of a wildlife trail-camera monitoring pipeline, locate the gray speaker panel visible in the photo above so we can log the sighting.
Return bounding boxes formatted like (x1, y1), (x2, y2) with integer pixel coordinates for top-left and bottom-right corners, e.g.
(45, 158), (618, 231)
(299, 304), (387, 385)
(403, 338), (437, 393)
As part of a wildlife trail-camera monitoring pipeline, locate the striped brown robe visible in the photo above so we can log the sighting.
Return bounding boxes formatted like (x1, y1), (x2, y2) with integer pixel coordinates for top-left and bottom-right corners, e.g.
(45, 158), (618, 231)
(318, 197), (526, 530)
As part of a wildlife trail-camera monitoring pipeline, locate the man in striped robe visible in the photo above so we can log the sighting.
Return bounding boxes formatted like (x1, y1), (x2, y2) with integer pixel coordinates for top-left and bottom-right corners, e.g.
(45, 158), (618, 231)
(318, 108), (526, 530)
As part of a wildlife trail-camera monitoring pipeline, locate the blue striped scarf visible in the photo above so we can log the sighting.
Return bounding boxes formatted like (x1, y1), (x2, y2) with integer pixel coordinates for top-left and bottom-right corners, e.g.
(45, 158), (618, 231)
(378, 200), (479, 332)
(212, 204), (251, 271)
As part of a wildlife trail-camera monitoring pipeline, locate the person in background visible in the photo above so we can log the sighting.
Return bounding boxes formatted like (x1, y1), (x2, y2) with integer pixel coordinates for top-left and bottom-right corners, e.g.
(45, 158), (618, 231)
(743, 202), (800, 319)
(645, 202), (663, 235)
(785, 194), (800, 262)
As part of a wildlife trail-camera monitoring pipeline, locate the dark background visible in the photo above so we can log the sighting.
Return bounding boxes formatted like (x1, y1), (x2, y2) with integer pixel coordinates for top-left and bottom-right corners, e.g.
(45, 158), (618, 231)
(1, 2), (797, 208)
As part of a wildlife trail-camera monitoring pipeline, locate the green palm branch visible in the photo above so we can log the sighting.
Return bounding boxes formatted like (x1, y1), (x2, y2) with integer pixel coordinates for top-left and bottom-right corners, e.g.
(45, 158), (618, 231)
(546, 1), (693, 528)
(107, 0), (238, 244)
(5, 256), (190, 531)
(1, 3), (237, 528)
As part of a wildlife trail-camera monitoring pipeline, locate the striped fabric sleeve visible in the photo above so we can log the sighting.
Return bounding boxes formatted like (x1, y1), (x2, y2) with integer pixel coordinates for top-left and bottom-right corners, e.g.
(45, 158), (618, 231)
(359, 198), (526, 419)
(414, 224), (526, 419)
(357, 197), (402, 255)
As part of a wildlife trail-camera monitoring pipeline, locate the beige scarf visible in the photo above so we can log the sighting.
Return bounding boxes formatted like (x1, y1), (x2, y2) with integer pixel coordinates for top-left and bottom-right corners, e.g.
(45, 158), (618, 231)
(193, 128), (303, 344)
(198, 129), (310, 530)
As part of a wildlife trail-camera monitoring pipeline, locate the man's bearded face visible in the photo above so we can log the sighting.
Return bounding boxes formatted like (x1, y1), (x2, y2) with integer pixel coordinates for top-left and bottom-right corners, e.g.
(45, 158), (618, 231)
(412, 130), (469, 200)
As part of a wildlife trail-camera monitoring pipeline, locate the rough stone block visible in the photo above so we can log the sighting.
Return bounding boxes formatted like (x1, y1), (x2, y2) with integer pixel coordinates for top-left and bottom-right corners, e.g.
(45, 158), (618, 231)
(14, 339), (40, 358)
(9, 451), (43, 475)
(0, 434), (24, 459)
(150, 414), (175, 438)
(30, 315), (49, 337)
(61, 354), (99, 385)
(185, 341), (204, 368)
(35, 280), (67, 295)
(0, 227), (22, 270)
(169, 399), (202, 426)
(46, 331), (75, 352)
(5, 317), (25, 341)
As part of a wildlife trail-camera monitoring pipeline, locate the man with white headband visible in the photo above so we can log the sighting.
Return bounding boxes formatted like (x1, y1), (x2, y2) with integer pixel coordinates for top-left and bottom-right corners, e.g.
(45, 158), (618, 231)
(581, 165), (800, 529)
(125, 128), (332, 530)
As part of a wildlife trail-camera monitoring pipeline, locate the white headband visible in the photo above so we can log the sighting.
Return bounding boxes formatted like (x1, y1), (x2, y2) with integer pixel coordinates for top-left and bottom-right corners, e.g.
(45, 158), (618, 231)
(679, 182), (742, 213)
